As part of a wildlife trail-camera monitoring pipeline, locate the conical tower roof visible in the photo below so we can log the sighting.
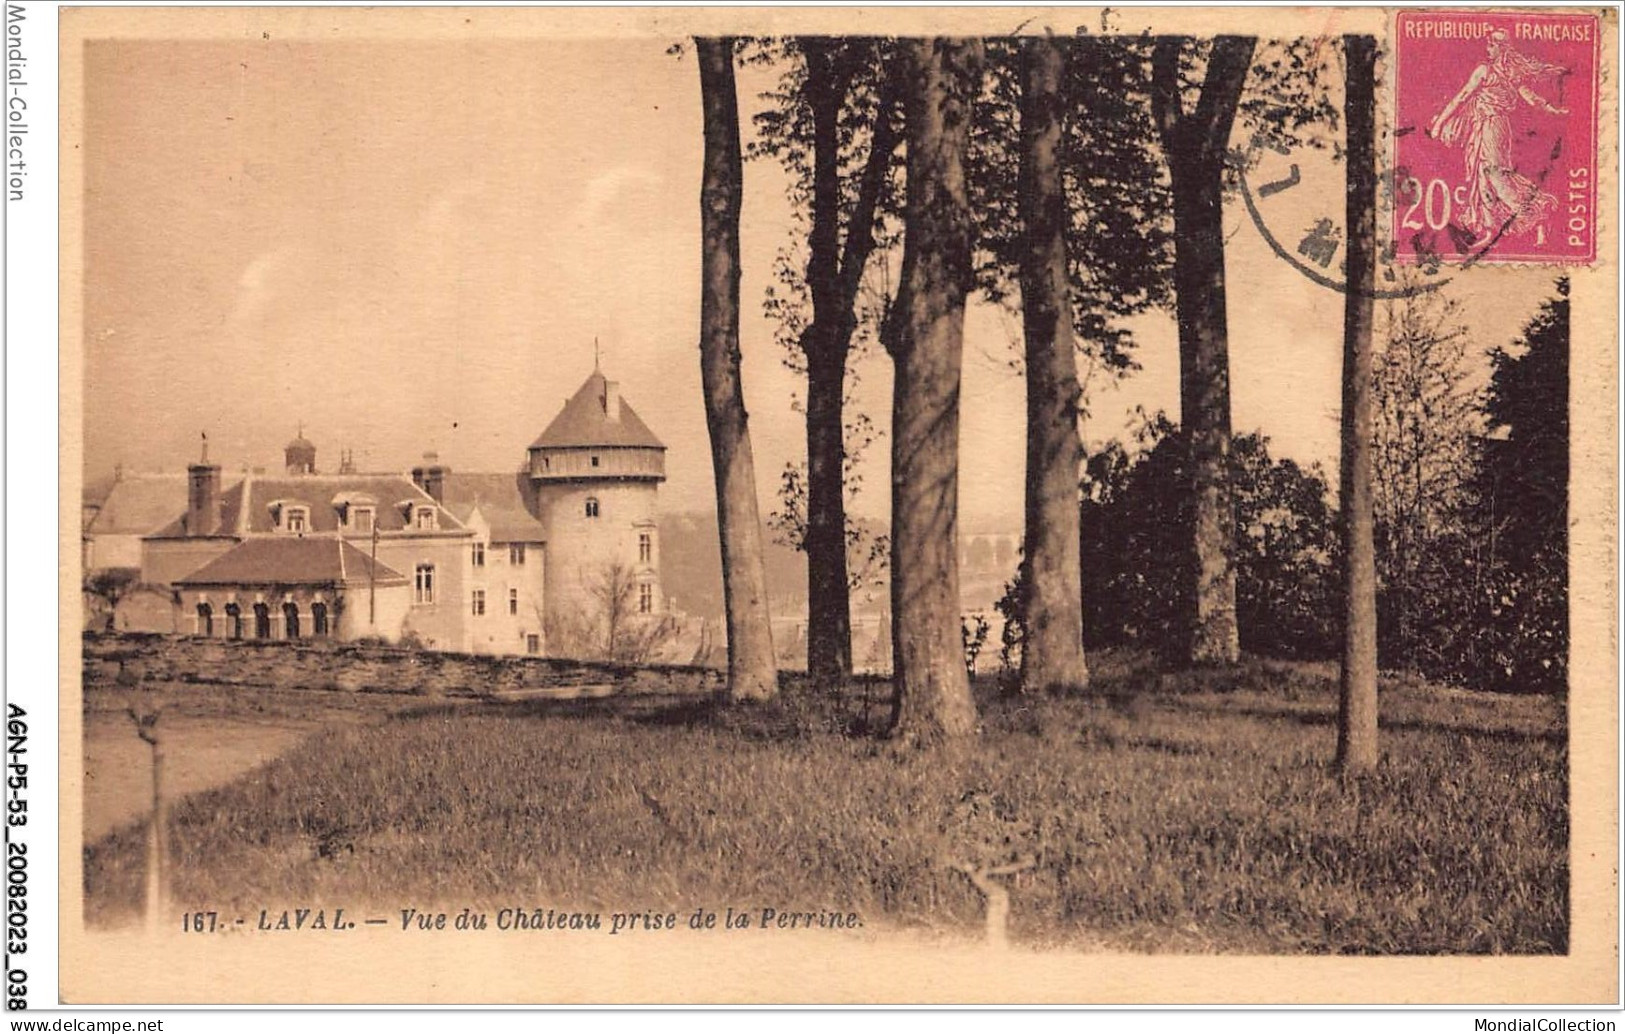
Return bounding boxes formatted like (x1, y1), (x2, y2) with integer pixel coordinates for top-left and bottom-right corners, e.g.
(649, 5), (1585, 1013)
(530, 369), (664, 450)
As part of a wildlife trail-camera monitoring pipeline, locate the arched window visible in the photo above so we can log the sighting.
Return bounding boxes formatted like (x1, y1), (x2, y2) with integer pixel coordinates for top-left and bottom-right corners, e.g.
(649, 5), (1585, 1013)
(283, 601), (301, 639)
(311, 601), (329, 637)
(253, 602), (271, 639)
(196, 602), (213, 637)
(225, 603), (243, 640)
(585, 497), (600, 518)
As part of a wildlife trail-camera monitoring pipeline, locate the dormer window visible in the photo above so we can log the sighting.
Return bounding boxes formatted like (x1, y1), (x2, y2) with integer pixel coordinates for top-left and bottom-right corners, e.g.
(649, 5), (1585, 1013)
(414, 505), (437, 530)
(333, 493), (378, 533)
(268, 499), (313, 533)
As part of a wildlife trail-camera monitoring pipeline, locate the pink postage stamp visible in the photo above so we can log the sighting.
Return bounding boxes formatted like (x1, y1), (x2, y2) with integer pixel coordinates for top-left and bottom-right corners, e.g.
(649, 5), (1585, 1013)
(1393, 9), (1601, 265)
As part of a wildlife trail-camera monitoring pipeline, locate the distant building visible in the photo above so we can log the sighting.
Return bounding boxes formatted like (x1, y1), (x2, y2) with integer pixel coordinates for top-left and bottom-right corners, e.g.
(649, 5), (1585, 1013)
(173, 537), (409, 642)
(523, 366), (666, 631)
(83, 469), (228, 574)
(123, 363), (668, 657)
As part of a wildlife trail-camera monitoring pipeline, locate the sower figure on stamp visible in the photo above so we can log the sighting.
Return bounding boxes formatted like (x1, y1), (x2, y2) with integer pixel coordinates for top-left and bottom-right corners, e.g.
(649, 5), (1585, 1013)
(1427, 29), (1569, 246)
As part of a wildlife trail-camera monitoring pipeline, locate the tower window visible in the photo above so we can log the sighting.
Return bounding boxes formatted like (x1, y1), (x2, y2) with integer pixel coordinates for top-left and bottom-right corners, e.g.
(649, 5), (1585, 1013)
(283, 601), (301, 639)
(471, 541), (485, 567)
(471, 589), (486, 617)
(508, 588), (519, 615)
(509, 543), (526, 565)
(312, 601), (329, 637)
(253, 602), (271, 639)
(638, 531), (652, 565)
(196, 602), (213, 638)
(585, 497), (600, 518)
(414, 563), (436, 605)
(225, 603), (243, 640)
(639, 583), (653, 614)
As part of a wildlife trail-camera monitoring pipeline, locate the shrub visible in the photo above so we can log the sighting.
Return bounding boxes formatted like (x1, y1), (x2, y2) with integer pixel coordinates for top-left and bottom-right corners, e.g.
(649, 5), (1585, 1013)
(1077, 415), (1340, 661)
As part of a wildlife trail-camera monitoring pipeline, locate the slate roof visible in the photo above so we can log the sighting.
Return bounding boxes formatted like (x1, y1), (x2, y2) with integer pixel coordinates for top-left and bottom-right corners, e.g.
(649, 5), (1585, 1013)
(148, 474), (464, 539)
(530, 370), (665, 451)
(82, 472), (121, 513)
(86, 474), (230, 536)
(175, 537), (407, 587)
(437, 472), (547, 543)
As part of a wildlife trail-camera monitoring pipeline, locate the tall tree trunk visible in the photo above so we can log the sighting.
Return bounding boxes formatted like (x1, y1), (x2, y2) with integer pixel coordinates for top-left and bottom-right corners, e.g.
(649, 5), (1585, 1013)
(801, 40), (855, 683)
(697, 36), (778, 702)
(798, 42), (899, 685)
(1016, 35), (1089, 695)
(1173, 167), (1240, 666)
(1337, 34), (1379, 773)
(1152, 36), (1253, 667)
(804, 346), (851, 681)
(886, 37), (982, 743)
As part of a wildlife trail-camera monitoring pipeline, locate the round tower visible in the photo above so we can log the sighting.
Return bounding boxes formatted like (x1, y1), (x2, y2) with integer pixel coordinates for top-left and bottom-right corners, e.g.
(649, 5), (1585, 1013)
(528, 365), (666, 652)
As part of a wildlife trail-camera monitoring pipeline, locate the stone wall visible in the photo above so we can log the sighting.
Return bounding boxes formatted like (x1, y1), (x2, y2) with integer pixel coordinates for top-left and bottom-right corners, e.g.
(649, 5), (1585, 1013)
(81, 631), (725, 699)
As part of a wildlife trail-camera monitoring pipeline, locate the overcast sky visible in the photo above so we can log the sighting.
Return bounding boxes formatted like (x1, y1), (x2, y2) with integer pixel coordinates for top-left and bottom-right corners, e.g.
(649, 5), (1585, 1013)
(81, 35), (1557, 530)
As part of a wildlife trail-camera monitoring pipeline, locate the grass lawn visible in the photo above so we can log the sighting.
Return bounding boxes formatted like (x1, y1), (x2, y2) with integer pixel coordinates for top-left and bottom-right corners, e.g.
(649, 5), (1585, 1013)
(82, 681), (429, 842)
(82, 652), (1567, 954)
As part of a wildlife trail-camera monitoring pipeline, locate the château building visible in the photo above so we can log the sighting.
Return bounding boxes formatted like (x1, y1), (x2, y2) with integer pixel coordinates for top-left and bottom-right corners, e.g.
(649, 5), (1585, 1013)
(129, 364), (667, 657)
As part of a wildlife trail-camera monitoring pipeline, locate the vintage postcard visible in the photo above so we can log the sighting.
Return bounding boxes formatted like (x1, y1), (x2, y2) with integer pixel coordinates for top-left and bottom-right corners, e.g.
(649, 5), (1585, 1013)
(39, 3), (1618, 1009)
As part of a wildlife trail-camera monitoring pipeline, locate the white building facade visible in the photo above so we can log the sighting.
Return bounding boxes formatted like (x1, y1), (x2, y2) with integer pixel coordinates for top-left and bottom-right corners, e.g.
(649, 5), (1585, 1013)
(131, 365), (667, 659)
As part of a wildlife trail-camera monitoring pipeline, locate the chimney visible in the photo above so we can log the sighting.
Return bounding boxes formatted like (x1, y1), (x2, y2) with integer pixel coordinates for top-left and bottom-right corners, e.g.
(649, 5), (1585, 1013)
(423, 464), (447, 503)
(188, 459), (221, 537)
(604, 381), (621, 422)
(413, 451), (446, 503)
